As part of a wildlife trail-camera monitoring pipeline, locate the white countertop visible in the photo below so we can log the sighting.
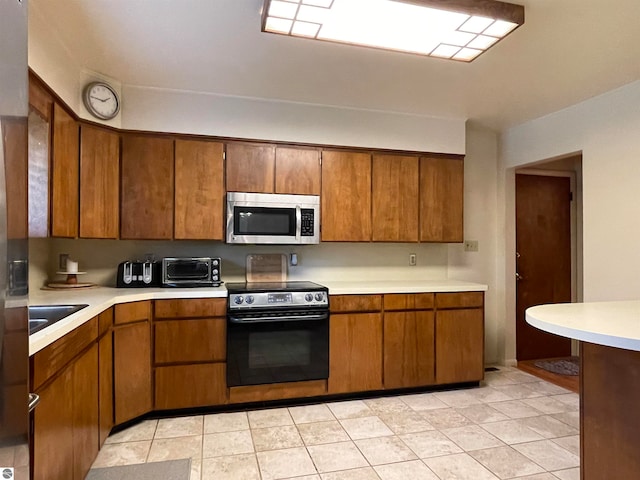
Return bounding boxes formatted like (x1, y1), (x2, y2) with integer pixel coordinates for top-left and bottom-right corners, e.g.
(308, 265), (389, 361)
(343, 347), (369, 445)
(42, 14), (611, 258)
(29, 279), (487, 355)
(526, 301), (640, 351)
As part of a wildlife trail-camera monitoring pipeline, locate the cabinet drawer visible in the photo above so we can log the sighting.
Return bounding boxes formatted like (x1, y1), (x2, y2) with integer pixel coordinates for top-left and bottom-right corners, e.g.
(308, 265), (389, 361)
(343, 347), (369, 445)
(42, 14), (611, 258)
(32, 316), (98, 390)
(155, 363), (227, 409)
(330, 295), (382, 313)
(154, 319), (226, 364)
(154, 298), (226, 319)
(384, 293), (434, 311)
(435, 292), (484, 309)
(114, 301), (151, 325)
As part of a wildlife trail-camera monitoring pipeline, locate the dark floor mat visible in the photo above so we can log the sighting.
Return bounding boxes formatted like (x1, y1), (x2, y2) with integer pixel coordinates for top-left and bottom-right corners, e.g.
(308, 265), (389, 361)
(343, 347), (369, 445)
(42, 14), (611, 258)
(86, 459), (190, 480)
(534, 357), (579, 376)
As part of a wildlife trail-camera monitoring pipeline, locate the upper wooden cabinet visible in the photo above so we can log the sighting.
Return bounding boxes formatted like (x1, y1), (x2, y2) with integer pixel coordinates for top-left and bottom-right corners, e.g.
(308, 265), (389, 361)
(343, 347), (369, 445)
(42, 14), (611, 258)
(79, 125), (119, 239)
(420, 157), (464, 243)
(321, 150), (372, 242)
(120, 135), (174, 239)
(174, 139), (224, 240)
(2, 118), (28, 240)
(226, 142), (275, 193)
(51, 103), (79, 238)
(275, 147), (321, 195)
(372, 154), (419, 242)
(226, 143), (320, 195)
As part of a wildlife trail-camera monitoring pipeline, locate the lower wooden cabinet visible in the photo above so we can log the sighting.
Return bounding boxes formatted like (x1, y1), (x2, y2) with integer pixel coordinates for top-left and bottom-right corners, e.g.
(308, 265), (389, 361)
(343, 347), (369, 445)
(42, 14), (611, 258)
(328, 312), (383, 394)
(98, 330), (113, 446)
(435, 296), (484, 384)
(32, 344), (99, 480)
(155, 364), (227, 410)
(384, 311), (435, 389)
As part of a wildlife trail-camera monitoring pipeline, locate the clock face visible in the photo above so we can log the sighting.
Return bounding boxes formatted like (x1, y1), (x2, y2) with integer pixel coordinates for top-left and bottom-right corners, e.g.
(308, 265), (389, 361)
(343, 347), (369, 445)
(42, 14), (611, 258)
(83, 82), (120, 120)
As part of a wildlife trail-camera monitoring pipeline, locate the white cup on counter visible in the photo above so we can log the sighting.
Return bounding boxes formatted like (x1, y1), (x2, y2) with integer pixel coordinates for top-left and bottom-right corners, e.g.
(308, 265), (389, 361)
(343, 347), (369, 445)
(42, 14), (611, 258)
(66, 259), (79, 273)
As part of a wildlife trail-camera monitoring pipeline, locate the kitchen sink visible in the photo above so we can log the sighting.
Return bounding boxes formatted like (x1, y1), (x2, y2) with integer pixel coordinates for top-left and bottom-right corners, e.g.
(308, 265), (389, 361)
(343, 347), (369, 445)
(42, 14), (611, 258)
(28, 304), (89, 335)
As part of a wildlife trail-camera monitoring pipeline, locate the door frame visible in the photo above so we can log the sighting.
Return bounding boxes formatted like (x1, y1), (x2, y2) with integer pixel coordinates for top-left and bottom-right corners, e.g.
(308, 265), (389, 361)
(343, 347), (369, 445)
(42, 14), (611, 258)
(514, 168), (581, 356)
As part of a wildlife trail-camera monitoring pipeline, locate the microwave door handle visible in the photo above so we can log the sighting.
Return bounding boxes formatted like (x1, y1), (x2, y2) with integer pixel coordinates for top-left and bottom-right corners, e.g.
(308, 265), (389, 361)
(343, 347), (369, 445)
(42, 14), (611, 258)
(295, 205), (302, 240)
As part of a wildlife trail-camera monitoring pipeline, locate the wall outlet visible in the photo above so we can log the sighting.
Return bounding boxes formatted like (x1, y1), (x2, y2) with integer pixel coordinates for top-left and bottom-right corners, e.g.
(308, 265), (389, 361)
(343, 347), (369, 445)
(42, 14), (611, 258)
(409, 253), (417, 266)
(464, 240), (479, 252)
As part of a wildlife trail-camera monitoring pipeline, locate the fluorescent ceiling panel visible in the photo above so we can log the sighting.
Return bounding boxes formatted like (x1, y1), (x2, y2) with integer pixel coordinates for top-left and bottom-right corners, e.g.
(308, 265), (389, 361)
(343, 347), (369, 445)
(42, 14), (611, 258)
(262, 0), (524, 62)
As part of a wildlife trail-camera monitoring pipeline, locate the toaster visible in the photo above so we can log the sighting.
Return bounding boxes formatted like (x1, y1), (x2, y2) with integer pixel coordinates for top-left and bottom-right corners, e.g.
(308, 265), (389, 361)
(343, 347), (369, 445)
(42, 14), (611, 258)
(116, 261), (162, 288)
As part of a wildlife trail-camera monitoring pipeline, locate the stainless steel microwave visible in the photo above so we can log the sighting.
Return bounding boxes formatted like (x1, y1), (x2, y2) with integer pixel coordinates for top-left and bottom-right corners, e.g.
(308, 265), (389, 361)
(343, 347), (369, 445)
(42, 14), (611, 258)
(226, 192), (320, 244)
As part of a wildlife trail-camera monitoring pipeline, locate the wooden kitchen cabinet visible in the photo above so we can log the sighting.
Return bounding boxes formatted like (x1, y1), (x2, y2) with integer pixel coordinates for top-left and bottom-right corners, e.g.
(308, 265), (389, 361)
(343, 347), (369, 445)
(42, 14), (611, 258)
(153, 298), (228, 410)
(80, 125), (120, 238)
(51, 103), (79, 238)
(98, 309), (113, 446)
(226, 142), (275, 193)
(328, 295), (383, 394)
(420, 157), (464, 243)
(32, 331), (99, 480)
(120, 135), (174, 239)
(275, 146), (321, 195)
(321, 150), (372, 242)
(383, 294), (435, 389)
(113, 302), (152, 424)
(434, 292), (484, 384)
(372, 154), (419, 242)
(175, 139), (224, 240)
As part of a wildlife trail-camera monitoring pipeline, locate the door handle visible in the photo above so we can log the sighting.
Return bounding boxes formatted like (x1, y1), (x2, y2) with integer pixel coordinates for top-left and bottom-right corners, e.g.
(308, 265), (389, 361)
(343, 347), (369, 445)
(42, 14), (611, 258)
(28, 393), (40, 412)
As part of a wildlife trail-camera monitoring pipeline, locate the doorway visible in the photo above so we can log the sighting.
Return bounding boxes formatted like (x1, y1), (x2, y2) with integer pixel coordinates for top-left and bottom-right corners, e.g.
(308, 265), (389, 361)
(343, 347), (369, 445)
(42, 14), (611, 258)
(515, 172), (573, 361)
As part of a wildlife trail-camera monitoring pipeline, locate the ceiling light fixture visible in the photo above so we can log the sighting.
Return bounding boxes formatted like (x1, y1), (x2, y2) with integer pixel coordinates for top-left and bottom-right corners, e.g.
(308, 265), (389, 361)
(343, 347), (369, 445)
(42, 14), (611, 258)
(261, 0), (524, 62)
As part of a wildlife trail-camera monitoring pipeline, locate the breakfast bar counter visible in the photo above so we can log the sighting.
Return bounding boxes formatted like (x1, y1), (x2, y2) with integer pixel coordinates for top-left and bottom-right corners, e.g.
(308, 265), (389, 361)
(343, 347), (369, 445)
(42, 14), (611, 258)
(526, 300), (640, 480)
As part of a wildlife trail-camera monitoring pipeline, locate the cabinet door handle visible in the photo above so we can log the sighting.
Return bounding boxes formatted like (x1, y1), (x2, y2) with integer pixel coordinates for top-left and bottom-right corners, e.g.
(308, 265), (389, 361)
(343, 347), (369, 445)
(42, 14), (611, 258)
(28, 393), (40, 412)
(516, 272), (524, 281)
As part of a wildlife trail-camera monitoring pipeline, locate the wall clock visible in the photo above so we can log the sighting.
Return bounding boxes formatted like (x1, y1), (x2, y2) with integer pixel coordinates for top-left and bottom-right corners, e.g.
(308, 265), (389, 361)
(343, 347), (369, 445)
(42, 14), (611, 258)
(82, 81), (120, 120)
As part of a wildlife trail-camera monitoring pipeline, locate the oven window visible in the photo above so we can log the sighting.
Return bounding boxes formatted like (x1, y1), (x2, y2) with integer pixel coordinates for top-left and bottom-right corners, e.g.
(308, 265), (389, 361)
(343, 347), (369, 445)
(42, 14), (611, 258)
(235, 207), (295, 236)
(248, 330), (311, 369)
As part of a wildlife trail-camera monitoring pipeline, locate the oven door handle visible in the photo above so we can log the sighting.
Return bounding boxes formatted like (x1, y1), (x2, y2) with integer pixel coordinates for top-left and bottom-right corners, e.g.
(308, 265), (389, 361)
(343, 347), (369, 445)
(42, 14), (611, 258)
(229, 312), (329, 324)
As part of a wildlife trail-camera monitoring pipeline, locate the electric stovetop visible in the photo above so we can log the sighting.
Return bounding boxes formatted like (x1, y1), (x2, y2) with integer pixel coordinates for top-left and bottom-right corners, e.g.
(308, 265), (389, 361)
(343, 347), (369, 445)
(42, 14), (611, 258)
(225, 281), (327, 293)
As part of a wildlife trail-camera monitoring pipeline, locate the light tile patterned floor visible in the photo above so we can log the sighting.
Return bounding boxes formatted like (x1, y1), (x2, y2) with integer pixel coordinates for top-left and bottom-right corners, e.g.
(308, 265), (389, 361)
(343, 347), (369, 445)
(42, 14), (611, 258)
(90, 367), (580, 479)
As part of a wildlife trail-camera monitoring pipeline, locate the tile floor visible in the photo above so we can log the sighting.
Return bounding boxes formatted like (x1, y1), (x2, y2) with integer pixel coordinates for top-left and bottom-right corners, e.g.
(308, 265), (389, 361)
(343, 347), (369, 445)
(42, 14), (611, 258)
(90, 367), (580, 480)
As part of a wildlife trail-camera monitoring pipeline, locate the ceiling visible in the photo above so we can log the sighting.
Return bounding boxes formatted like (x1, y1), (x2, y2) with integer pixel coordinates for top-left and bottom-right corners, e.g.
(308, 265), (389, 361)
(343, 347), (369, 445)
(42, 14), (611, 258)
(31, 0), (640, 131)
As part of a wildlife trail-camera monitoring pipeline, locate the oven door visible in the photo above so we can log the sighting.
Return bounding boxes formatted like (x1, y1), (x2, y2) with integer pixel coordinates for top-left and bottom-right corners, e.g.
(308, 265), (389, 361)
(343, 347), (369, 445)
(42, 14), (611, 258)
(162, 257), (211, 285)
(226, 310), (329, 387)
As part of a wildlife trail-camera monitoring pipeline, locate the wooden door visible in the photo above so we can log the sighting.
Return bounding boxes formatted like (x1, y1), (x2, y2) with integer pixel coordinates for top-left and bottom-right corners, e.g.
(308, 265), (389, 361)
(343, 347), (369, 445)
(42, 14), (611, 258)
(79, 125), (120, 238)
(419, 157), (463, 242)
(155, 363), (228, 410)
(120, 135), (174, 239)
(321, 150), (372, 241)
(515, 174), (572, 361)
(113, 321), (152, 424)
(435, 309), (484, 384)
(226, 142), (275, 193)
(51, 103), (79, 237)
(372, 154), (419, 242)
(72, 344), (99, 480)
(384, 311), (435, 388)
(175, 139), (224, 239)
(33, 367), (74, 480)
(98, 331), (113, 446)
(275, 147), (321, 195)
(328, 313), (382, 393)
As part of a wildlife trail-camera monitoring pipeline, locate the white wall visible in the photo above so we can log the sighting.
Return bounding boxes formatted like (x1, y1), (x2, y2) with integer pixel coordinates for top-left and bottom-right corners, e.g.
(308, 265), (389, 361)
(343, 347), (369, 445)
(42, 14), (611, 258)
(502, 80), (640, 303)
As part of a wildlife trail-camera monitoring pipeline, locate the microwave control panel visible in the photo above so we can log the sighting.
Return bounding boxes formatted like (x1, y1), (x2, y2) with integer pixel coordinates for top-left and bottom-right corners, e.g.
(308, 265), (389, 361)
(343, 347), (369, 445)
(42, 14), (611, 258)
(301, 209), (315, 236)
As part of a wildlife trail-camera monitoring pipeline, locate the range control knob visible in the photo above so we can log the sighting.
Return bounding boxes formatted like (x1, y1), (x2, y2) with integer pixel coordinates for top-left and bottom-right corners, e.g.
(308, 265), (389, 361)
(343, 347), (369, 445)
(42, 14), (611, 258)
(315, 293), (324, 301)
(305, 293), (313, 302)
(246, 295), (255, 304)
(234, 296), (244, 305)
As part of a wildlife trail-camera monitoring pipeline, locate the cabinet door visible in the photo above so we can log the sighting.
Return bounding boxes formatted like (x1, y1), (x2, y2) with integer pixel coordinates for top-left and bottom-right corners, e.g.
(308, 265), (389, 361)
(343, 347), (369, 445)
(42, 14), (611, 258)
(113, 321), (152, 424)
(33, 366), (74, 480)
(321, 150), (372, 241)
(98, 332), (113, 446)
(372, 154), (419, 242)
(384, 311), (435, 389)
(435, 309), (484, 384)
(3, 118), (28, 240)
(328, 313), (382, 394)
(80, 125), (120, 238)
(175, 139), (224, 240)
(51, 103), (79, 238)
(226, 142), (275, 193)
(72, 344), (99, 480)
(121, 135), (174, 239)
(155, 363), (227, 410)
(419, 157), (464, 242)
(154, 319), (226, 364)
(275, 147), (321, 195)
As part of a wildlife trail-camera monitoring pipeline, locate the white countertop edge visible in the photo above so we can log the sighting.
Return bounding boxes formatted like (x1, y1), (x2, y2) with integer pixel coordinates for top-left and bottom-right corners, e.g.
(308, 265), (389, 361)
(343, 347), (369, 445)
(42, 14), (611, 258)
(29, 279), (488, 355)
(526, 301), (640, 351)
